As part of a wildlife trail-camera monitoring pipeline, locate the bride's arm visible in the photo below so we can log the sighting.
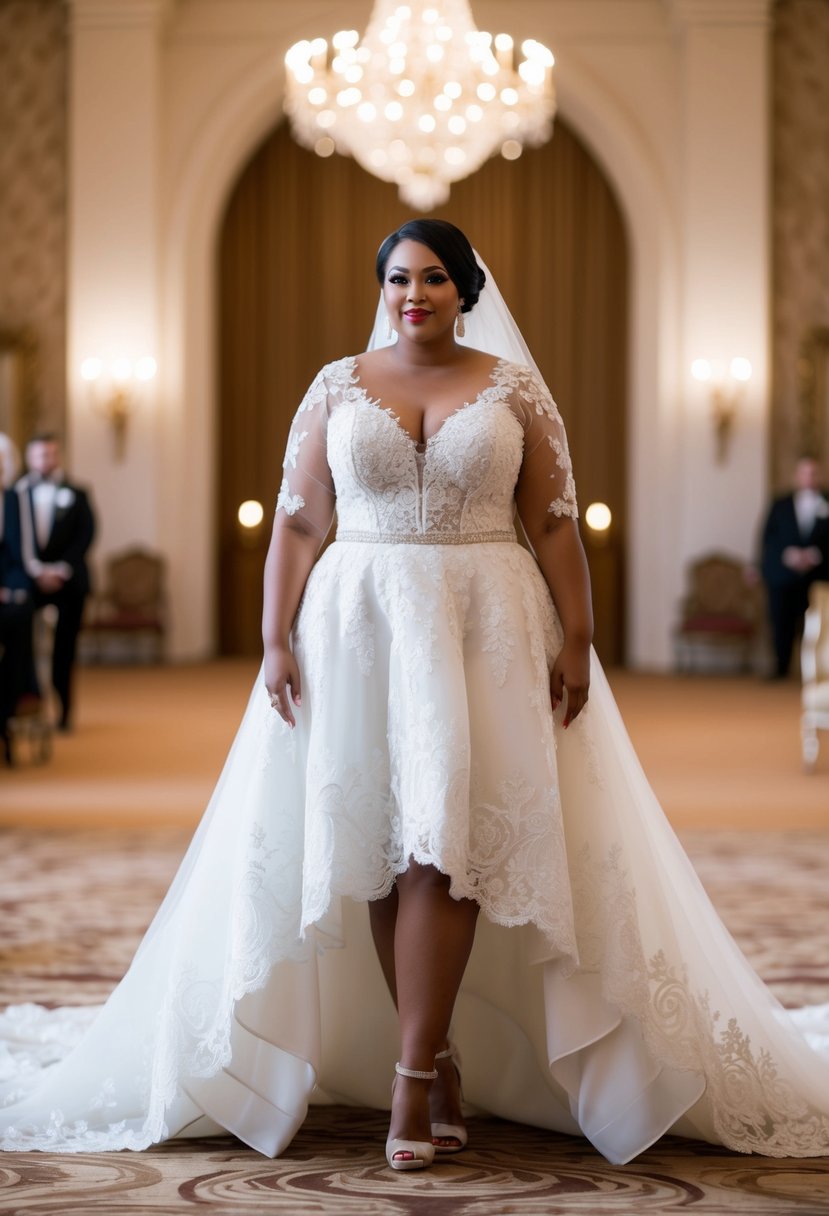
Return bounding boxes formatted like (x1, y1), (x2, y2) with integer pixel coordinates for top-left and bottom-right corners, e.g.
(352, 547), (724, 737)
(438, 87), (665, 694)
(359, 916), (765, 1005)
(263, 370), (336, 727)
(513, 367), (593, 727)
(520, 514), (592, 727)
(262, 520), (322, 728)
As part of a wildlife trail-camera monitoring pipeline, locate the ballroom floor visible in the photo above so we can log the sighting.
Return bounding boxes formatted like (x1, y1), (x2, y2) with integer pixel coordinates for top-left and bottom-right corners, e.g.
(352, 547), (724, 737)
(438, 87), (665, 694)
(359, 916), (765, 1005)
(1, 661), (827, 831)
(1, 664), (828, 1213)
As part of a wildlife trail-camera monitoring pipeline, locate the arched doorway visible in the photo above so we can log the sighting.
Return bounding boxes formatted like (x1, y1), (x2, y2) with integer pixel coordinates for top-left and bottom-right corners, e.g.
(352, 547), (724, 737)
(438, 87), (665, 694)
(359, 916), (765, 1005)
(217, 119), (628, 660)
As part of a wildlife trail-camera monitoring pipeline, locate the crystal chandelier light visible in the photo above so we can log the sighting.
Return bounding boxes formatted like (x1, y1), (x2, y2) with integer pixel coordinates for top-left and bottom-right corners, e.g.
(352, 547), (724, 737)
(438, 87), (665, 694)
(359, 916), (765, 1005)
(283, 0), (556, 210)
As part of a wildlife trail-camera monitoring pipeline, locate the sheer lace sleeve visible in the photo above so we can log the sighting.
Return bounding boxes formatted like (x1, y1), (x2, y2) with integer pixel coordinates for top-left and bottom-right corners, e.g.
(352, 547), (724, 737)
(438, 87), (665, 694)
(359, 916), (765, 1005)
(274, 366), (336, 538)
(508, 363), (578, 527)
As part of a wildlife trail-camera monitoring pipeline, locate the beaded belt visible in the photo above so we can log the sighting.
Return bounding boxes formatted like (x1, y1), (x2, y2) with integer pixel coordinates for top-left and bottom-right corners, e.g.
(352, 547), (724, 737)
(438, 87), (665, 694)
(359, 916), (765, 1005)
(336, 529), (516, 546)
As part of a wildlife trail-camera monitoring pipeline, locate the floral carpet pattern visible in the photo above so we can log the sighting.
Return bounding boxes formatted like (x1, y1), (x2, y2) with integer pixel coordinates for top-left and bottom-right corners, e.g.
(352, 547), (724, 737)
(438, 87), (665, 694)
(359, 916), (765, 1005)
(1, 828), (829, 1214)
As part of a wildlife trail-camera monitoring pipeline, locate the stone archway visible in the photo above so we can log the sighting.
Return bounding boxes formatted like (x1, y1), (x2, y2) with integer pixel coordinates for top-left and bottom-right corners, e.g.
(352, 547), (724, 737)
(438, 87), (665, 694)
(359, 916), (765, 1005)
(161, 59), (678, 666)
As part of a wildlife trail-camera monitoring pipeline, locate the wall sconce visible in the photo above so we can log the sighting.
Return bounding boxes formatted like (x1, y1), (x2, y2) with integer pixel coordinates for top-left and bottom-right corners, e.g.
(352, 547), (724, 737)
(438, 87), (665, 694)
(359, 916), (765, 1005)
(691, 356), (752, 464)
(80, 354), (157, 460)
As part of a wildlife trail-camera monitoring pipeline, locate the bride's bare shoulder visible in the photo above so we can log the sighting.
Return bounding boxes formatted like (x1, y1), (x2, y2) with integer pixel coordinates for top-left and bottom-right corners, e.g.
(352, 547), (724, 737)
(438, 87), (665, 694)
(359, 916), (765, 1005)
(354, 348), (389, 371)
(461, 348), (502, 372)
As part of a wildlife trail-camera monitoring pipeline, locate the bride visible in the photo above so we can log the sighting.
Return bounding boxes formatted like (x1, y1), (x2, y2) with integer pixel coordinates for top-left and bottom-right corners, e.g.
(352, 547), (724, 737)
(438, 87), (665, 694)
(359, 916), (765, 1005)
(2, 219), (829, 1169)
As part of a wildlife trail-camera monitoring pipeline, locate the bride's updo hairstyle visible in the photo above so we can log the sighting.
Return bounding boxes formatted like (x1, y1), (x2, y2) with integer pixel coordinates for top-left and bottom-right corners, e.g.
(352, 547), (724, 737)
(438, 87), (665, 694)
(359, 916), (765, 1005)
(376, 219), (486, 314)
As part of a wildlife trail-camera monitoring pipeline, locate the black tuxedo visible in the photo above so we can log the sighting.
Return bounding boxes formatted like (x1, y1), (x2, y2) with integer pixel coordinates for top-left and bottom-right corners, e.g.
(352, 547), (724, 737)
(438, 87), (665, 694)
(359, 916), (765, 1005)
(0, 489), (34, 751)
(760, 491), (829, 676)
(15, 473), (95, 726)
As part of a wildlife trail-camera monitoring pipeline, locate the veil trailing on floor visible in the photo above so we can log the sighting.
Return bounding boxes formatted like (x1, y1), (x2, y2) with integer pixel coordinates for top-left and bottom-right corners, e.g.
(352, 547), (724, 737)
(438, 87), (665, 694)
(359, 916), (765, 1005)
(2, 260), (829, 1163)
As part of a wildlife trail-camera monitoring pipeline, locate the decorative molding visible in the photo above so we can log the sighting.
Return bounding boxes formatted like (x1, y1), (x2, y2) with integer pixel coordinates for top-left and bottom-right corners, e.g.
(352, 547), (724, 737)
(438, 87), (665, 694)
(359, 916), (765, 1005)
(668, 0), (773, 28)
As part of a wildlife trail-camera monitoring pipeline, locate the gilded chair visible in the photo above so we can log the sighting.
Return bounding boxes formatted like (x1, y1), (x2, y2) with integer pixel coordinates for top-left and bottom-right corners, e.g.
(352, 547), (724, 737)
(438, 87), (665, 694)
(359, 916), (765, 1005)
(85, 547), (167, 663)
(674, 552), (763, 674)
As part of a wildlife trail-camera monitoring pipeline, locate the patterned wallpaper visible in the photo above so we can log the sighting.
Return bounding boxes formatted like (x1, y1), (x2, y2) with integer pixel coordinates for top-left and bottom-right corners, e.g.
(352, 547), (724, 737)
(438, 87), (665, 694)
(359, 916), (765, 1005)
(772, 0), (829, 486)
(0, 0), (67, 441)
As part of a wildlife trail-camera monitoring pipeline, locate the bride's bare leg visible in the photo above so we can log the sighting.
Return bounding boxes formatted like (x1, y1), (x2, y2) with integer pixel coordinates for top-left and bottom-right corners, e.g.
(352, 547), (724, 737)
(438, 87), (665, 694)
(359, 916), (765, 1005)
(368, 886), (399, 1004)
(369, 862), (478, 1155)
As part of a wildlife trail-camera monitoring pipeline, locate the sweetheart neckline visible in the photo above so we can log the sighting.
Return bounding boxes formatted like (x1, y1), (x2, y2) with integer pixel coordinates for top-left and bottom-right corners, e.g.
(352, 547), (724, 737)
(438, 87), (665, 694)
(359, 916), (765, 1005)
(347, 355), (506, 451)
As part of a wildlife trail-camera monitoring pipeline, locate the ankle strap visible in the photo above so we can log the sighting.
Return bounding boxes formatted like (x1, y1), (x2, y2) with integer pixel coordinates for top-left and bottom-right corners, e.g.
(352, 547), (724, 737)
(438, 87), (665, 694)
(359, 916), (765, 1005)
(434, 1046), (454, 1061)
(395, 1062), (438, 1080)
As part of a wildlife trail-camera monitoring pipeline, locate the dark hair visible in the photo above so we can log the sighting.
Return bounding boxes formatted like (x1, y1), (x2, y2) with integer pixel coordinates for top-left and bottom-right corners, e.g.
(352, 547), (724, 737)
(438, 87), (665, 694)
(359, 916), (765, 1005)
(26, 432), (60, 447)
(375, 219), (486, 313)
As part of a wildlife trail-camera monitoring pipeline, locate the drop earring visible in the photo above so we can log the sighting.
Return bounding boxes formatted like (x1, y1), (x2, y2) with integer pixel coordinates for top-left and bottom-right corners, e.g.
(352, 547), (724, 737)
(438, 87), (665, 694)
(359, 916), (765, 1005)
(455, 304), (465, 338)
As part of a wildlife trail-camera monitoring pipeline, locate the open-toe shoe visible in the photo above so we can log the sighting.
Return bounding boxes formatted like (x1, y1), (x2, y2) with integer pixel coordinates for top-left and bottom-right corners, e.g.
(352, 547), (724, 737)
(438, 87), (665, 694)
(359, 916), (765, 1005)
(386, 1062), (438, 1171)
(431, 1044), (468, 1154)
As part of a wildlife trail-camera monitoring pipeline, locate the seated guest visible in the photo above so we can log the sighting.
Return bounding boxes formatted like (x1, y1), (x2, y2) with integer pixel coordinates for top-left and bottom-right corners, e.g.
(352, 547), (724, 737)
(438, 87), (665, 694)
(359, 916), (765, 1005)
(15, 434), (95, 731)
(0, 488), (34, 763)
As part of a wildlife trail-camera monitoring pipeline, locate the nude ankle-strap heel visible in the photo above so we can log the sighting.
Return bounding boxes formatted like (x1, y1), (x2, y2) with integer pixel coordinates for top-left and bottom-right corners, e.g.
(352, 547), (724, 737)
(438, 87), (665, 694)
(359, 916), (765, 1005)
(386, 1062), (438, 1171)
(431, 1044), (468, 1154)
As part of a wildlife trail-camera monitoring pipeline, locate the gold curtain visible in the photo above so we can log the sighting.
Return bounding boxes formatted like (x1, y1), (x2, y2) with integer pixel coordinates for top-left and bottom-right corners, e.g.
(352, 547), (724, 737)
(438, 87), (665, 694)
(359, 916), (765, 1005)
(218, 118), (628, 659)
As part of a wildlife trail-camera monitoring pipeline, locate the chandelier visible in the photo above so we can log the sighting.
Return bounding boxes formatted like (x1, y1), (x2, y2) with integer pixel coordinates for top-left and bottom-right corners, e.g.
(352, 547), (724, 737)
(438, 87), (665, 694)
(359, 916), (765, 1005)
(283, 0), (555, 210)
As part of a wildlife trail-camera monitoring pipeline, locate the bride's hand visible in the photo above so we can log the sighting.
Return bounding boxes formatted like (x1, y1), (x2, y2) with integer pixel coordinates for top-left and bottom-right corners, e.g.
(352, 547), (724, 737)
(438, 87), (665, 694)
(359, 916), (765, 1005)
(264, 643), (302, 728)
(550, 639), (590, 728)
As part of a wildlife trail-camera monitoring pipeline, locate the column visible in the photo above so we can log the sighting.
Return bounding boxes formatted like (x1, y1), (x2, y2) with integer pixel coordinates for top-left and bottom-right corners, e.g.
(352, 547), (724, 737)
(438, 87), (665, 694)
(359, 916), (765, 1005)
(66, 0), (168, 556)
(671, 0), (772, 574)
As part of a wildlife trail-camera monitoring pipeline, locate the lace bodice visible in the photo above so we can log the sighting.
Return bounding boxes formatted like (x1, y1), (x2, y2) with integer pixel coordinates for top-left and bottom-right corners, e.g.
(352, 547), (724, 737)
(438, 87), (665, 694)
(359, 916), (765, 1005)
(275, 356), (577, 540)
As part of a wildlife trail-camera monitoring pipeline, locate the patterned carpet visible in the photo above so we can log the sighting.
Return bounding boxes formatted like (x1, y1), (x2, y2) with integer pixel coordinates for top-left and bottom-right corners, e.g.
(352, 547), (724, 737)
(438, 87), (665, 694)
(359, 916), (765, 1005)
(4, 1114), (829, 1215)
(2, 829), (829, 1214)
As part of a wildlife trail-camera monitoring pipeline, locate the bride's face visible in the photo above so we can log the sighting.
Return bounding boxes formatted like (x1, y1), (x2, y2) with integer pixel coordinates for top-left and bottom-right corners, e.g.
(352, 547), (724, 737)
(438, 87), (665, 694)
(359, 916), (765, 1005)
(382, 240), (461, 341)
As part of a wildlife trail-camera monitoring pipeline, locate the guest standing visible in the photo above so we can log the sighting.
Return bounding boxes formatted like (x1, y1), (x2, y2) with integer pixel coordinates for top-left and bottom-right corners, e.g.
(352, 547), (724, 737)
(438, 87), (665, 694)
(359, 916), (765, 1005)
(0, 487), (33, 761)
(15, 433), (95, 729)
(760, 455), (829, 678)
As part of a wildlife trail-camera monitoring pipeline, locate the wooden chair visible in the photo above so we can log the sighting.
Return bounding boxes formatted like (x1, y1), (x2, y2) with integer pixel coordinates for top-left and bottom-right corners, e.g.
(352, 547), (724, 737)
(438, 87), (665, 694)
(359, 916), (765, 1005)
(675, 552), (763, 674)
(801, 581), (829, 772)
(85, 547), (167, 663)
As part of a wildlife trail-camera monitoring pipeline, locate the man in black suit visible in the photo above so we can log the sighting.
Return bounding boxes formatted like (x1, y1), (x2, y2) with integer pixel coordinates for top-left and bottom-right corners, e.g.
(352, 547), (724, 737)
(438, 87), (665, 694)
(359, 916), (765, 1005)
(16, 433), (95, 729)
(0, 487), (34, 761)
(760, 456), (829, 678)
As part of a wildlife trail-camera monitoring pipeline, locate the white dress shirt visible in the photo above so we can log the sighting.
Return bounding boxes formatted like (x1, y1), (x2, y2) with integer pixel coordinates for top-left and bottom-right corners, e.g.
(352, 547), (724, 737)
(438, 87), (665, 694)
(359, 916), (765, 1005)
(794, 488), (828, 539)
(32, 477), (58, 549)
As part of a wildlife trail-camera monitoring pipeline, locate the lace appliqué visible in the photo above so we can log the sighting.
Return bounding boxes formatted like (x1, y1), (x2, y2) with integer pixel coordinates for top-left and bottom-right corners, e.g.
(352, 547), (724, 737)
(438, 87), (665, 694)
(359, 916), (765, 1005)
(276, 478), (305, 516)
(275, 359), (356, 520)
(568, 841), (829, 1157)
(545, 435), (578, 519)
(492, 361), (579, 520)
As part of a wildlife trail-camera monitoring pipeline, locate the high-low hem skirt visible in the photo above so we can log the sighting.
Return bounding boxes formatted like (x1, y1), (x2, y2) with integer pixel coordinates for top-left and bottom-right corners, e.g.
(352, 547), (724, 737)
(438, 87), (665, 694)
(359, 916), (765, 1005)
(2, 539), (829, 1162)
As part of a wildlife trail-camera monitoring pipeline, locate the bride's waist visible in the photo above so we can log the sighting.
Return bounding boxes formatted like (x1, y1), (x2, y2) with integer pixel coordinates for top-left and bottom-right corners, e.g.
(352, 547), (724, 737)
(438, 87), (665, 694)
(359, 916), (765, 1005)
(334, 528), (517, 547)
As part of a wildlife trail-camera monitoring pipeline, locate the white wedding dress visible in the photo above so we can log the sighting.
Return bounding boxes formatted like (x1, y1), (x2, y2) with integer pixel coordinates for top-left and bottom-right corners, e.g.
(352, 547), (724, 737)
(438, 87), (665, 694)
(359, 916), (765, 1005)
(2, 355), (829, 1164)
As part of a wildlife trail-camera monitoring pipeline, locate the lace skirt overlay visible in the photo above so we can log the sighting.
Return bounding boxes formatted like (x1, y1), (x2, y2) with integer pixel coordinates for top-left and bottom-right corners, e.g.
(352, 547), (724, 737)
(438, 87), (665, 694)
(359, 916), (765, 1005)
(2, 538), (829, 1162)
